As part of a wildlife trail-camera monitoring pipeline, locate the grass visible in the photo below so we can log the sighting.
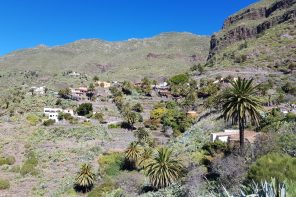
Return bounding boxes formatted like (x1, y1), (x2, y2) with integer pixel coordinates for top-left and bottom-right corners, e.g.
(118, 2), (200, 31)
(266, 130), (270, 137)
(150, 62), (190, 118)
(0, 179), (10, 190)
(0, 156), (16, 166)
(20, 151), (38, 176)
(98, 153), (124, 177)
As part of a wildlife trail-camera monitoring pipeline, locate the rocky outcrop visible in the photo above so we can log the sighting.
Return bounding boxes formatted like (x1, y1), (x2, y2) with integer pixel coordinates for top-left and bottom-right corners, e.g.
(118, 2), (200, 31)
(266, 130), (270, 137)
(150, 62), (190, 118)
(208, 0), (296, 59)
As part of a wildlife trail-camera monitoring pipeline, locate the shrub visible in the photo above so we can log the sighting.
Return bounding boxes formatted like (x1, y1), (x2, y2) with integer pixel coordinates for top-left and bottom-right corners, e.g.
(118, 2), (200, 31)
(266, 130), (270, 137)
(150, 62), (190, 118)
(0, 156), (16, 165)
(248, 153), (296, 182)
(132, 103), (143, 112)
(87, 179), (117, 197)
(77, 103), (93, 116)
(169, 73), (189, 85)
(93, 112), (104, 123)
(20, 152), (38, 176)
(210, 154), (248, 191)
(108, 124), (121, 129)
(98, 153), (124, 177)
(26, 114), (40, 126)
(202, 141), (229, 156)
(43, 119), (55, 126)
(277, 132), (296, 156)
(0, 179), (10, 190)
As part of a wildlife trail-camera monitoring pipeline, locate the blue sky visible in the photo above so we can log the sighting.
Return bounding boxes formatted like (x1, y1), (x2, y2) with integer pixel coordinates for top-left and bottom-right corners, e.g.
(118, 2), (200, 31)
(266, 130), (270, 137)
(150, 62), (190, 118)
(0, 0), (259, 55)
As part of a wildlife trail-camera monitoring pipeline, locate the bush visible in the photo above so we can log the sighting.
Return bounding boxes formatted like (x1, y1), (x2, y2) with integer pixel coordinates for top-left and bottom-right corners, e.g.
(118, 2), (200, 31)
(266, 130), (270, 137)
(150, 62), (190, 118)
(43, 119), (55, 126)
(202, 141), (229, 156)
(77, 103), (93, 116)
(0, 156), (16, 165)
(0, 179), (10, 190)
(277, 132), (296, 156)
(98, 153), (124, 177)
(26, 114), (40, 126)
(87, 179), (118, 197)
(248, 153), (296, 182)
(108, 124), (121, 129)
(169, 73), (189, 85)
(20, 152), (38, 176)
(93, 112), (104, 123)
(132, 103), (143, 112)
(210, 154), (248, 191)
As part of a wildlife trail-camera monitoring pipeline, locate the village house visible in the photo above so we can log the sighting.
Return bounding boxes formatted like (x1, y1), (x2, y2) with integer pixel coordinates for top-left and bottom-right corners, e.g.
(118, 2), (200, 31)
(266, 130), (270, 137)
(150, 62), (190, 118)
(96, 81), (111, 88)
(210, 129), (259, 144)
(43, 107), (62, 122)
(43, 107), (74, 122)
(30, 86), (46, 95)
(68, 71), (81, 77)
(70, 87), (88, 100)
(186, 111), (198, 118)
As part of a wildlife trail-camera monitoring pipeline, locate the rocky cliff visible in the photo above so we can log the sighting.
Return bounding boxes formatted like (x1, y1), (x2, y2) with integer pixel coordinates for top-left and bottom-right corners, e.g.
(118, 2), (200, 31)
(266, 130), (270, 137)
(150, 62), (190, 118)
(208, 0), (296, 59)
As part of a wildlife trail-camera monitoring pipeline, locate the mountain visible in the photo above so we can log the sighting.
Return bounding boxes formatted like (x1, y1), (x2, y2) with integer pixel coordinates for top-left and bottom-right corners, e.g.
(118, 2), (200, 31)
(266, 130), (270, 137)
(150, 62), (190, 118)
(206, 0), (296, 74)
(0, 32), (210, 86)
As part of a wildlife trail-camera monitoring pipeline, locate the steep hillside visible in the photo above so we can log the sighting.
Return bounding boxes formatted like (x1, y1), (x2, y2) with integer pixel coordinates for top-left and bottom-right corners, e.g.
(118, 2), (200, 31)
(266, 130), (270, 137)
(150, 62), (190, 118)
(0, 33), (209, 86)
(208, 0), (296, 59)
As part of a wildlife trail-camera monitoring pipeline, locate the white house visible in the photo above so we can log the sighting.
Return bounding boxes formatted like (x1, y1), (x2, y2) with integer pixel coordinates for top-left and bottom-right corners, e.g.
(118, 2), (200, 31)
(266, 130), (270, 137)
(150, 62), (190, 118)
(210, 129), (258, 144)
(44, 108), (62, 122)
(44, 107), (75, 122)
(30, 86), (46, 95)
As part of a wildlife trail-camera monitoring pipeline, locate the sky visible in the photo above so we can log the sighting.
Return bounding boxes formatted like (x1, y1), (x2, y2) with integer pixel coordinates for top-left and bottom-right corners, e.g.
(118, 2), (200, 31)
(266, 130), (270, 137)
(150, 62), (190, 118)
(0, 0), (259, 55)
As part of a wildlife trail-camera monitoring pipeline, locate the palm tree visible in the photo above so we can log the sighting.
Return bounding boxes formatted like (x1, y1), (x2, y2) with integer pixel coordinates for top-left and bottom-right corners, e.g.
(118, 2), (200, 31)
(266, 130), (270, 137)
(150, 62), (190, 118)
(145, 147), (184, 189)
(74, 163), (95, 193)
(125, 141), (143, 169)
(216, 77), (262, 154)
(138, 147), (153, 168)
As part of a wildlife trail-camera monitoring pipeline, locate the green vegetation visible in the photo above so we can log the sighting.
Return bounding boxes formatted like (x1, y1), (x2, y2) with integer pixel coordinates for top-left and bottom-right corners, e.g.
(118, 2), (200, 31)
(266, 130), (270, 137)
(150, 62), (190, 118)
(125, 142), (143, 170)
(248, 153), (296, 182)
(169, 73), (189, 85)
(215, 78), (263, 153)
(0, 156), (16, 165)
(20, 151), (38, 176)
(0, 179), (10, 190)
(77, 103), (93, 116)
(145, 147), (184, 189)
(43, 119), (55, 126)
(98, 153), (124, 177)
(58, 88), (71, 99)
(26, 114), (41, 126)
(74, 163), (96, 193)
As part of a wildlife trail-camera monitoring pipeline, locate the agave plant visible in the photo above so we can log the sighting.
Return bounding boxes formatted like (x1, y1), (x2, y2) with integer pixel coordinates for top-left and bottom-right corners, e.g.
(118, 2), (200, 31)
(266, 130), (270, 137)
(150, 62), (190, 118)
(145, 147), (184, 189)
(240, 178), (286, 197)
(125, 141), (143, 169)
(208, 178), (288, 197)
(74, 163), (96, 193)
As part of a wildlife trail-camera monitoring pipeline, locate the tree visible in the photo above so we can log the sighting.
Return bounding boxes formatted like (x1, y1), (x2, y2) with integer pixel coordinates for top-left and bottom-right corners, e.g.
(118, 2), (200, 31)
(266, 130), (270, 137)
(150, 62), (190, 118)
(93, 76), (99, 81)
(197, 64), (205, 75)
(138, 148), (153, 168)
(58, 88), (71, 99)
(134, 127), (150, 144)
(77, 103), (93, 116)
(145, 147), (184, 189)
(122, 81), (133, 95)
(74, 163), (95, 193)
(132, 103), (143, 112)
(215, 78), (262, 154)
(87, 83), (95, 100)
(125, 142), (143, 169)
(123, 111), (138, 130)
(248, 153), (296, 183)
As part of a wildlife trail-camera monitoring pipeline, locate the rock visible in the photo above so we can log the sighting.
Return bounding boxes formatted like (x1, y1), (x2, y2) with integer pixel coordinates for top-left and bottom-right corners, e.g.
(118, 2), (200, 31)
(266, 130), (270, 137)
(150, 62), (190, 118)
(208, 0), (296, 60)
